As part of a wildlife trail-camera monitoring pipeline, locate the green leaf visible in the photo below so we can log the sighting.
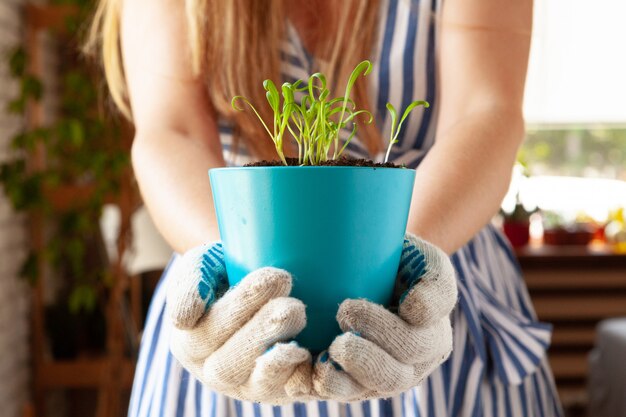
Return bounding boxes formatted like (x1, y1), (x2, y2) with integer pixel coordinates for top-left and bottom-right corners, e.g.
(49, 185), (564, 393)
(281, 82), (295, 105)
(385, 103), (399, 163)
(7, 98), (25, 114)
(22, 75), (43, 101)
(328, 97), (355, 109)
(8, 47), (27, 77)
(68, 119), (85, 146)
(263, 79), (280, 112)
(341, 109), (374, 126)
(394, 100), (429, 142)
(333, 60), (373, 158)
(345, 60), (372, 94)
(384, 100), (429, 163)
(20, 252), (39, 284)
(307, 73), (327, 100)
(68, 285), (97, 313)
(386, 103), (398, 139)
(337, 124), (359, 157)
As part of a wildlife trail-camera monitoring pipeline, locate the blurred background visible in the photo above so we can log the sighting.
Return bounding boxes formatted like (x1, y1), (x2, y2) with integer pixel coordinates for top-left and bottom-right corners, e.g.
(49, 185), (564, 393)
(0, 1), (625, 417)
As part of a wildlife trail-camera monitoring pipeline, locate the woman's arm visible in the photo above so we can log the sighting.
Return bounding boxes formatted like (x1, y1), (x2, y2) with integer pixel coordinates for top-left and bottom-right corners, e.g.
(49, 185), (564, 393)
(121, 0), (225, 253)
(406, 0), (532, 254)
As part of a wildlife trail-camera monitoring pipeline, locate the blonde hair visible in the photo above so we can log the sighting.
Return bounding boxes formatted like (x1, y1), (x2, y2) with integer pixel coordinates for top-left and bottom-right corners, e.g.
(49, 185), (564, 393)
(85, 0), (383, 159)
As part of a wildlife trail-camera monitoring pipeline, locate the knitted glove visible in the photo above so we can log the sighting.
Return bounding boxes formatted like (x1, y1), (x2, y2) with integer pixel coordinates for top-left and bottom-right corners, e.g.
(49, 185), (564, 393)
(312, 233), (458, 401)
(167, 243), (313, 404)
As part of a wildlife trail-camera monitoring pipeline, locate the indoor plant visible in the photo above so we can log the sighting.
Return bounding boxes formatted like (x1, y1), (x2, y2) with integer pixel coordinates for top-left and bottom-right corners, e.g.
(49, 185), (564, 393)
(209, 61), (427, 351)
(501, 202), (535, 248)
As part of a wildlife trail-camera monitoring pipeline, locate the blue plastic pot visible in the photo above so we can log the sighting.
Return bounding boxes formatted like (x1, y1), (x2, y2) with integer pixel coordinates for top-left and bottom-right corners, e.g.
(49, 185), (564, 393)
(209, 166), (415, 352)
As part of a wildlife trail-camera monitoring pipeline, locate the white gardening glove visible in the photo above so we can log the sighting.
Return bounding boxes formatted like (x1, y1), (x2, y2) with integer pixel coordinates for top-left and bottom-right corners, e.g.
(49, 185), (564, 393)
(166, 243), (314, 404)
(312, 233), (458, 401)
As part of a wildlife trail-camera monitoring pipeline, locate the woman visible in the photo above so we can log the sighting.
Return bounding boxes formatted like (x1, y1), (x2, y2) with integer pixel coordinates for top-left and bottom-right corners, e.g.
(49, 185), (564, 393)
(87, 0), (563, 416)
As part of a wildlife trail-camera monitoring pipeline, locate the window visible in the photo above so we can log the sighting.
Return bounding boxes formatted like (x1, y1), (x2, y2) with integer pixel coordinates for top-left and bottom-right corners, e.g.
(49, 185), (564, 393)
(504, 0), (626, 222)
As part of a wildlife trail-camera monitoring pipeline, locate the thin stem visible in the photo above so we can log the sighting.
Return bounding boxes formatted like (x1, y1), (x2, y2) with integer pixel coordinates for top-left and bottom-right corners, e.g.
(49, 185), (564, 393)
(231, 96), (274, 141)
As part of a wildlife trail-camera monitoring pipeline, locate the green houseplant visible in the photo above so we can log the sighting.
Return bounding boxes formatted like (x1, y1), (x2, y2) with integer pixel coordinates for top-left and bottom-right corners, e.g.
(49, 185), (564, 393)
(209, 60), (427, 351)
(0, 2), (129, 359)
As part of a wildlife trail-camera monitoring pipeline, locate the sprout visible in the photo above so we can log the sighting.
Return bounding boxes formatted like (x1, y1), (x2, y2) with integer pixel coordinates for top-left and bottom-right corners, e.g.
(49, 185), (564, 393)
(231, 60), (428, 166)
(384, 100), (430, 163)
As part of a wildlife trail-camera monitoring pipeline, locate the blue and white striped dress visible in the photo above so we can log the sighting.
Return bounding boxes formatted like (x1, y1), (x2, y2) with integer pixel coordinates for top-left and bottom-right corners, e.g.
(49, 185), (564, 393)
(128, 0), (564, 416)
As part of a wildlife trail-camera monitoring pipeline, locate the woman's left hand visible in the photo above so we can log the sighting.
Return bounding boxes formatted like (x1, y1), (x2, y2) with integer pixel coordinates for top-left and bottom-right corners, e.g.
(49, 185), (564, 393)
(312, 234), (458, 401)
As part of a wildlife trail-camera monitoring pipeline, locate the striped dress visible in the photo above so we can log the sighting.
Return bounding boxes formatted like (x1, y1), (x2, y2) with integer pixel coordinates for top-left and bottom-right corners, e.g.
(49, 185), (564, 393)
(128, 0), (564, 416)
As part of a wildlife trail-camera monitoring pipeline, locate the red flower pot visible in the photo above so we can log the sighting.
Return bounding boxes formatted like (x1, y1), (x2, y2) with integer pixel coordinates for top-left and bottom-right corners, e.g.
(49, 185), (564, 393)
(503, 221), (530, 248)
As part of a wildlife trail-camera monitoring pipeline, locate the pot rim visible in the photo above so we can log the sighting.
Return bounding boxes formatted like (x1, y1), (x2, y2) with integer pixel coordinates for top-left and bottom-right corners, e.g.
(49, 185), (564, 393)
(210, 166), (415, 173)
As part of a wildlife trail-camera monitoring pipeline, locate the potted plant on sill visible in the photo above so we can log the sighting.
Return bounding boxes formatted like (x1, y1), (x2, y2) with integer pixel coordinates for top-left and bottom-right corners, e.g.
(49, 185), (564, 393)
(209, 61), (427, 352)
(501, 201), (537, 248)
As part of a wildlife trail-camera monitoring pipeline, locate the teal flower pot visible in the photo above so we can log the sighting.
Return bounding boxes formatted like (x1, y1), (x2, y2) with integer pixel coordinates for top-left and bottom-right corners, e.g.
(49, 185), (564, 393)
(209, 166), (415, 352)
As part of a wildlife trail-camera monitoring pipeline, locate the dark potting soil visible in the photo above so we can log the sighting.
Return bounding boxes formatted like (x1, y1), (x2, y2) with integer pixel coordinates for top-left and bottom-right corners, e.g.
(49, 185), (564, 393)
(244, 156), (404, 168)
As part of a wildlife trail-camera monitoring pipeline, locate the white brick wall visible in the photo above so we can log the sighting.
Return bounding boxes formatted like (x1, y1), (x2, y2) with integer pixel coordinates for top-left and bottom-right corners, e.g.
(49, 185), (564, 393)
(0, 0), (31, 416)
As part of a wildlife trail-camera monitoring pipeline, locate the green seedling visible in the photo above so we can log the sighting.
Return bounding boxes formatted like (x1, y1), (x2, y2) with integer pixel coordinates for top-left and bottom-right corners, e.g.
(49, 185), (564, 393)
(231, 60), (429, 166)
(384, 100), (430, 163)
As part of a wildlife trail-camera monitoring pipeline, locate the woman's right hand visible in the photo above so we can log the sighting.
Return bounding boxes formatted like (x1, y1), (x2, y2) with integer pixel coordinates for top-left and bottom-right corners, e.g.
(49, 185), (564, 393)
(167, 243), (313, 404)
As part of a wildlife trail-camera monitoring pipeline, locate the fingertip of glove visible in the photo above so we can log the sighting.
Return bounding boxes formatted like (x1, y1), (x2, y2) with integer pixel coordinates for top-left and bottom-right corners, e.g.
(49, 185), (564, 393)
(336, 299), (362, 331)
(251, 266), (292, 279)
(265, 297), (307, 333)
(244, 267), (293, 295)
(336, 298), (388, 334)
(262, 340), (311, 365)
(327, 331), (360, 362)
(269, 296), (306, 314)
(166, 285), (204, 330)
(168, 309), (192, 330)
(257, 266), (292, 277)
